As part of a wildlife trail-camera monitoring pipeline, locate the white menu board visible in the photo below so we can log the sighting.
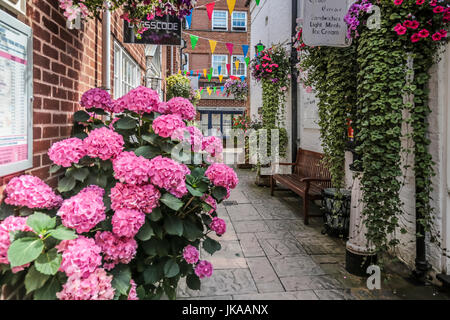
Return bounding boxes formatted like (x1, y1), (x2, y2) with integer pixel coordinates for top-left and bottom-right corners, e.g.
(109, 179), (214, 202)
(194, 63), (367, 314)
(0, 10), (33, 176)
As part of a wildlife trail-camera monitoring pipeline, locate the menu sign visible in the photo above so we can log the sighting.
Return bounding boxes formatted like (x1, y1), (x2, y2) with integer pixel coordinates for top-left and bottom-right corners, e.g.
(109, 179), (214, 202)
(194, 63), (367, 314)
(302, 0), (351, 47)
(0, 10), (33, 176)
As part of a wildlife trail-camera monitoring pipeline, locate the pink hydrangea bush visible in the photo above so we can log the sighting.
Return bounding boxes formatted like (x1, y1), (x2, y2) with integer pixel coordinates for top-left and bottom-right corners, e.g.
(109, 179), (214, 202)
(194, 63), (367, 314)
(0, 86), (239, 300)
(202, 136), (224, 163)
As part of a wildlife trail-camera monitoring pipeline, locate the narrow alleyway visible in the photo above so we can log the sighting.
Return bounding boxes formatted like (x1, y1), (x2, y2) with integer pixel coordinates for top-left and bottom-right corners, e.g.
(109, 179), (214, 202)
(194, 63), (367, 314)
(178, 169), (450, 300)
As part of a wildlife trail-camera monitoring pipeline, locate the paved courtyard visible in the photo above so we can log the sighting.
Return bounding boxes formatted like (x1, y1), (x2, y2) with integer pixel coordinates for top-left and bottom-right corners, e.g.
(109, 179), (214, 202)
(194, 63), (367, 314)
(177, 169), (450, 300)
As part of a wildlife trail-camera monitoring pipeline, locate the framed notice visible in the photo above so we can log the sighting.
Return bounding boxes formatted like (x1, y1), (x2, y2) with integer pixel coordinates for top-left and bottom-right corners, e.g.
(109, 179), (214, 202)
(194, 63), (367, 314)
(0, 9), (33, 177)
(123, 15), (182, 46)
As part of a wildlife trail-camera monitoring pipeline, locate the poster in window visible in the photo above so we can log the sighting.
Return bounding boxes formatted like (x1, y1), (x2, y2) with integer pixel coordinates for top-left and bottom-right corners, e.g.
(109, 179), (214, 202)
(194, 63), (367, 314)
(0, 10), (33, 177)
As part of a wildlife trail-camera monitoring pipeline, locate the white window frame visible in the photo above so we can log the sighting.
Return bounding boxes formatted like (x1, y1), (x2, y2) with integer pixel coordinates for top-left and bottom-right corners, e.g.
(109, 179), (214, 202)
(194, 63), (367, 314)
(211, 54), (228, 77)
(212, 10), (228, 31)
(114, 41), (141, 99)
(231, 55), (247, 77)
(231, 11), (247, 31)
(183, 53), (189, 72)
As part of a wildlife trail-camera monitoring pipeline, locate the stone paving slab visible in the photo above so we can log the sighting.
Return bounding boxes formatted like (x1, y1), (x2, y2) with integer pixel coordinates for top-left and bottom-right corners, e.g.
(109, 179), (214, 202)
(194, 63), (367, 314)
(209, 216), (238, 242)
(226, 204), (262, 221)
(268, 255), (326, 277)
(237, 233), (265, 257)
(233, 291), (319, 300)
(259, 237), (307, 257)
(313, 289), (356, 300)
(253, 203), (301, 220)
(246, 257), (284, 293)
(233, 220), (270, 234)
(201, 240), (247, 269)
(227, 190), (251, 204)
(280, 275), (344, 291)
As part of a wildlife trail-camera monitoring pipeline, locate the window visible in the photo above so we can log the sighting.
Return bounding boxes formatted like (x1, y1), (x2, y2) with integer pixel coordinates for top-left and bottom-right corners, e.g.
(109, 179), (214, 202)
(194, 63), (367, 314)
(231, 55), (246, 77)
(232, 12), (247, 31)
(212, 55), (228, 77)
(114, 41), (141, 98)
(182, 53), (189, 73)
(212, 10), (228, 31)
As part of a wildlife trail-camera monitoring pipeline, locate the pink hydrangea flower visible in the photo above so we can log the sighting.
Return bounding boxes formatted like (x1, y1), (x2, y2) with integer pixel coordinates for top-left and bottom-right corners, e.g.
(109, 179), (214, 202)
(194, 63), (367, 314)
(128, 279), (139, 300)
(171, 126), (204, 152)
(59, 236), (102, 278)
(48, 137), (86, 167)
(202, 136), (224, 163)
(182, 245), (199, 264)
(4, 175), (63, 209)
(56, 268), (115, 300)
(95, 231), (137, 270)
(209, 217), (226, 236)
(194, 260), (213, 279)
(121, 86), (160, 114)
(205, 163), (239, 198)
(112, 209), (146, 238)
(166, 97), (196, 120)
(113, 151), (151, 185)
(152, 114), (186, 138)
(157, 101), (169, 114)
(0, 216), (32, 268)
(148, 156), (190, 198)
(203, 195), (217, 214)
(111, 96), (127, 114)
(80, 88), (113, 112)
(84, 127), (124, 160)
(57, 185), (106, 234)
(110, 183), (160, 214)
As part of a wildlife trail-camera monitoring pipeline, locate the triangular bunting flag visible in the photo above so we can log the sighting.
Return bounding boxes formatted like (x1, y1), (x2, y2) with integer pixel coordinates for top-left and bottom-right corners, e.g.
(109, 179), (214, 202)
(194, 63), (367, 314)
(196, 70), (199, 76)
(240, 76), (245, 82)
(255, 0), (260, 5)
(207, 73), (212, 82)
(227, 0), (236, 15)
(245, 57), (250, 66)
(206, 2), (215, 20)
(178, 69), (181, 74)
(219, 74), (223, 82)
(235, 59), (240, 72)
(217, 90), (220, 96)
(221, 86), (224, 92)
(226, 63), (231, 75)
(209, 40), (217, 54)
(242, 45), (249, 57)
(200, 87), (204, 94)
(190, 35), (199, 50)
(213, 87), (217, 93)
(207, 87), (212, 96)
(185, 9), (193, 28)
(226, 43), (234, 56)
(203, 69), (207, 78)
(210, 68), (214, 76)
(190, 70), (194, 76)
(218, 66), (222, 75)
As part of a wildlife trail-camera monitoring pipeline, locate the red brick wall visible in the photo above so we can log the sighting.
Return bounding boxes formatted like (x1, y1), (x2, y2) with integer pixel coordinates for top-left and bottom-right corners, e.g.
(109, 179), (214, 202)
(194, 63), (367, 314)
(0, 0), (146, 192)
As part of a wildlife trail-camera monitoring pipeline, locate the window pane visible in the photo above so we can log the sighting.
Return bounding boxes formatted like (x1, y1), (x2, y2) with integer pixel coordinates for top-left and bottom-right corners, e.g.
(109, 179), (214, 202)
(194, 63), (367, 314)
(232, 56), (246, 76)
(232, 12), (246, 30)
(212, 55), (227, 77)
(213, 11), (227, 30)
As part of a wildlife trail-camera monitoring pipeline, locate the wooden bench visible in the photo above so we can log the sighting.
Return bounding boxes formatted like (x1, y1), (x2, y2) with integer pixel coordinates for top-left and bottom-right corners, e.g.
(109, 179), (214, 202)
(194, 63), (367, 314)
(270, 148), (332, 225)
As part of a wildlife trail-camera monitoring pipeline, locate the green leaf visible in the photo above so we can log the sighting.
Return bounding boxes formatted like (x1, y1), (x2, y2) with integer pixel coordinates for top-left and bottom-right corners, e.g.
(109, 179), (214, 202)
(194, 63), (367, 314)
(136, 220), (154, 241)
(57, 176), (76, 193)
(110, 264), (132, 296)
(143, 263), (163, 284)
(116, 117), (137, 130)
(186, 274), (201, 290)
(70, 167), (90, 182)
(26, 212), (56, 234)
(202, 237), (221, 255)
(164, 215), (183, 236)
(160, 193), (184, 211)
(163, 259), (180, 278)
(35, 248), (62, 275)
(73, 110), (91, 122)
(142, 134), (158, 145)
(212, 186), (228, 202)
(49, 165), (61, 174)
(0, 202), (15, 220)
(149, 207), (162, 222)
(48, 226), (77, 240)
(25, 265), (50, 294)
(8, 237), (44, 267)
(33, 277), (61, 300)
(134, 145), (159, 159)
(142, 238), (158, 256)
(186, 185), (204, 197)
(183, 220), (204, 241)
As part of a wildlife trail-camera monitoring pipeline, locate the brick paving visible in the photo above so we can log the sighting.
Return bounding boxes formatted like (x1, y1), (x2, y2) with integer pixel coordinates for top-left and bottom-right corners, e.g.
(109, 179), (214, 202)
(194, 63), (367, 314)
(177, 169), (450, 300)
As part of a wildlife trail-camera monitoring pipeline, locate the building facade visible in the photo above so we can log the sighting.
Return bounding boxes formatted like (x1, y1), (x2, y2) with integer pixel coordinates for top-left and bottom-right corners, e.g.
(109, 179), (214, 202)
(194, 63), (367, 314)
(181, 0), (250, 137)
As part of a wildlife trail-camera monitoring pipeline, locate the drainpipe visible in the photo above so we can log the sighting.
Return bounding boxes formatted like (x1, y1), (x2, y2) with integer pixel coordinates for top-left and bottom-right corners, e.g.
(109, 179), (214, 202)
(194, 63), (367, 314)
(102, 2), (111, 90)
(291, 0), (298, 162)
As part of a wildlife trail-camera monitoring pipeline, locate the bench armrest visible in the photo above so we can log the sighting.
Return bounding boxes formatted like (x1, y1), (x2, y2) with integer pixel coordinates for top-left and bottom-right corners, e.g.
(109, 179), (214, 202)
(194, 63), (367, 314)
(300, 177), (332, 183)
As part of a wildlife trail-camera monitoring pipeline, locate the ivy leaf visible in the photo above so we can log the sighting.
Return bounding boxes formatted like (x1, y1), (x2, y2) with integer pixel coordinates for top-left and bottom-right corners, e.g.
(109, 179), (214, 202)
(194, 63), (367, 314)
(163, 259), (180, 278)
(110, 264), (132, 296)
(57, 176), (76, 193)
(33, 277), (61, 300)
(202, 237), (221, 255)
(35, 248), (62, 275)
(48, 226), (77, 240)
(160, 193), (184, 211)
(25, 265), (50, 294)
(8, 237), (44, 267)
(26, 212), (56, 234)
(163, 215), (183, 236)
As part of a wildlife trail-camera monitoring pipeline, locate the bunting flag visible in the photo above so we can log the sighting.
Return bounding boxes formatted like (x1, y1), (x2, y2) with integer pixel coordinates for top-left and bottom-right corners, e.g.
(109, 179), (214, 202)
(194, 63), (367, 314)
(210, 68), (214, 75)
(207, 87), (212, 96)
(178, 69), (181, 74)
(226, 63), (231, 75)
(219, 74), (223, 82)
(255, 0), (260, 5)
(190, 70), (194, 76)
(185, 9), (193, 28)
(203, 69), (207, 78)
(190, 35), (199, 50)
(209, 40), (217, 54)
(213, 87), (217, 93)
(221, 86), (224, 92)
(242, 45), (249, 57)
(240, 76), (246, 82)
(207, 73), (212, 82)
(218, 66), (222, 75)
(234, 59), (240, 72)
(227, 0), (236, 15)
(217, 90), (220, 96)
(226, 43), (234, 56)
(245, 56), (250, 66)
(200, 87), (204, 94)
(206, 2), (215, 20)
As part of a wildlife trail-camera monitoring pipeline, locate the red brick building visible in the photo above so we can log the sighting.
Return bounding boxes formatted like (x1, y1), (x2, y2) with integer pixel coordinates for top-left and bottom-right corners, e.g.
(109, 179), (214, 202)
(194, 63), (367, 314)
(0, 0), (166, 192)
(181, 0), (250, 136)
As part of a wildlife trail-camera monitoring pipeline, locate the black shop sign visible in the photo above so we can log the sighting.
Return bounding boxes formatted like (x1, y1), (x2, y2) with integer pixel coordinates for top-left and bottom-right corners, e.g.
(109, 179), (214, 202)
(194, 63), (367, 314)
(123, 15), (182, 45)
